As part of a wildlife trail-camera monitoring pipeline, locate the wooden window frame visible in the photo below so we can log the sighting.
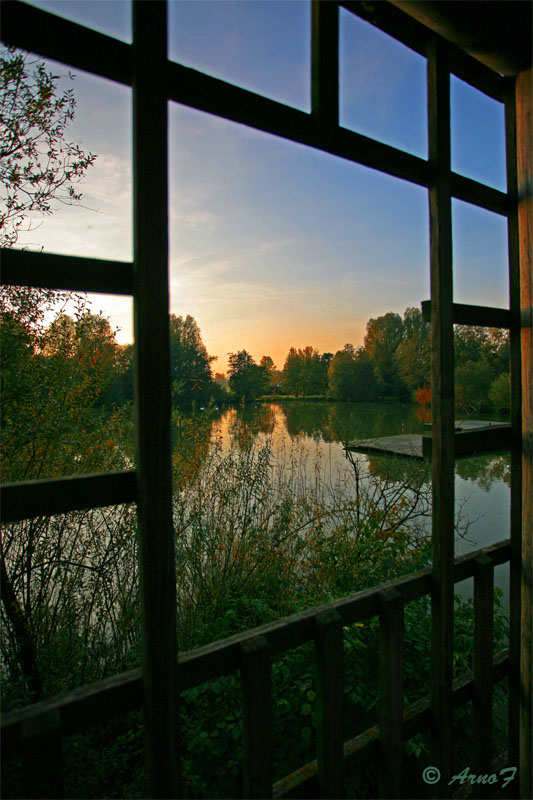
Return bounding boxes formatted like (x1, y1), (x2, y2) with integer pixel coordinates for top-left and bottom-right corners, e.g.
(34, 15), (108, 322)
(1, 1), (530, 796)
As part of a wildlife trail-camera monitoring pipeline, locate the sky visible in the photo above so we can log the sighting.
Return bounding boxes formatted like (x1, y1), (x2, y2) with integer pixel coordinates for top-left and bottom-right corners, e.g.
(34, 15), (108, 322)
(11, 0), (509, 373)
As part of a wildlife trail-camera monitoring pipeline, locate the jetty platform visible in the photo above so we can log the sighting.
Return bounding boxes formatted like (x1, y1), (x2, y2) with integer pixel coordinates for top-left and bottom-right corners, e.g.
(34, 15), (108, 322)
(346, 420), (511, 460)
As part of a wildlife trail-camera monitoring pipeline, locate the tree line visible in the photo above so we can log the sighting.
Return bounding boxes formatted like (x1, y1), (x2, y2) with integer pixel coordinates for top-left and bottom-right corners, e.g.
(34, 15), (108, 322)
(227, 307), (510, 412)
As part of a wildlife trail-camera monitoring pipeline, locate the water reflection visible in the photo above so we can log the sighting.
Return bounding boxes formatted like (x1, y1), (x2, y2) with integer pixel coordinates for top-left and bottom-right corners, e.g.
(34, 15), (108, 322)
(209, 402), (510, 554)
(175, 401), (510, 607)
(204, 401), (510, 492)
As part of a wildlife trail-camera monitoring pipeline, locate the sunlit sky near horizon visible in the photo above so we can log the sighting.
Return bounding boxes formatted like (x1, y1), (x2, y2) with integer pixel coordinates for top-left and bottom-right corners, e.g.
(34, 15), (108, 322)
(12, 0), (509, 372)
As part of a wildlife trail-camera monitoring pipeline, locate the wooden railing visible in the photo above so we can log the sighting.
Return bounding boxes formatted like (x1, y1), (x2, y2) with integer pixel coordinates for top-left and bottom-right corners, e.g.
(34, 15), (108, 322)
(1, 538), (511, 799)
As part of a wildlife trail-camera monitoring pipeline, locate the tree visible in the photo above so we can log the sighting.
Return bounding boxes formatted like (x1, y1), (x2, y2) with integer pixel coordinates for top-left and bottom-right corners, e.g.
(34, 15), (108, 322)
(0, 47), (96, 246)
(363, 312), (406, 397)
(281, 346), (330, 396)
(282, 347), (304, 395)
(227, 350), (267, 402)
(489, 372), (510, 410)
(259, 355), (277, 394)
(455, 360), (493, 413)
(395, 307), (431, 395)
(169, 314), (215, 407)
(328, 344), (379, 401)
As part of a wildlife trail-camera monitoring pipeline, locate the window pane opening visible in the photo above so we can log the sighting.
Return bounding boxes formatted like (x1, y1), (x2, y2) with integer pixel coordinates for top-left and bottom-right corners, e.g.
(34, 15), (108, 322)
(451, 74), (506, 192)
(1, 288), (135, 483)
(452, 199), (509, 309)
(168, 0), (311, 112)
(0, 503), (139, 714)
(339, 8), (427, 158)
(3, 53), (132, 261)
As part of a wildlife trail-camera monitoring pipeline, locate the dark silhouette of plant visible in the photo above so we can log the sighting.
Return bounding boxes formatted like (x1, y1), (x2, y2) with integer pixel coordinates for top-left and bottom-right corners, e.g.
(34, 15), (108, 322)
(0, 46), (96, 247)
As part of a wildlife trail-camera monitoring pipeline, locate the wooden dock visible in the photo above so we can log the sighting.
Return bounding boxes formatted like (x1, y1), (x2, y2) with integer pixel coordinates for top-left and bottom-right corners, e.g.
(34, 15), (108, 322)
(347, 420), (511, 460)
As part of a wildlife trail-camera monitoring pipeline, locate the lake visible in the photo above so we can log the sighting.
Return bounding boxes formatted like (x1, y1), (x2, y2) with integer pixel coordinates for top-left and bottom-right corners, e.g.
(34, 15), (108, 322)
(208, 400), (511, 605)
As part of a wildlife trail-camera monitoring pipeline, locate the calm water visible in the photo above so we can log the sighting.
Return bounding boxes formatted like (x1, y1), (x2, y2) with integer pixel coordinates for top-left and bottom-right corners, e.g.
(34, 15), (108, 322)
(209, 401), (511, 604)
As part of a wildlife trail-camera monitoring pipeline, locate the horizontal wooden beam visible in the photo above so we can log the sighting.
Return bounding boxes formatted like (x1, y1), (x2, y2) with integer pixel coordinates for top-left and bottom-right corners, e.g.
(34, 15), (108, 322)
(1, 668), (143, 757)
(0, 0), (132, 86)
(167, 61), (429, 188)
(451, 172), (510, 217)
(421, 300), (513, 328)
(0, 471), (138, 522)
(0, 249), (134, 296)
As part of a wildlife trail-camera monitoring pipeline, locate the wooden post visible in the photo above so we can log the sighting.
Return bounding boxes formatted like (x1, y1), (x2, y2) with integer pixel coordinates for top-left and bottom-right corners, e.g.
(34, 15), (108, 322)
(132, 2), (180, 797)
(311, 0), (339, 124)
(240, 636), (272, 799)
(314, 610), (345, 799)
(504, 72), (522, 786)
(427, 36), (455, 795)
(472, 555), (494, 796)
(378, 589), (404, 800)
(515, 66), (532, 800)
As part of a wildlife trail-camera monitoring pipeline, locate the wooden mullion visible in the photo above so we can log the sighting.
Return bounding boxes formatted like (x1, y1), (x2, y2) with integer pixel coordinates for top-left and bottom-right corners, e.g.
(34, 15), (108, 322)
(0, 249), (134, 296)
(472, 555), (494, 797)
(0, 0), (133, 86)
(311, 0), (339, 124)
(378, 589), (404, 800)
(427, 36), (455, 794)
(0, 471), (137, 523)
(240, 636), (273, 799)
(132, 2), (179, 797)
(314, 610), (344, 799)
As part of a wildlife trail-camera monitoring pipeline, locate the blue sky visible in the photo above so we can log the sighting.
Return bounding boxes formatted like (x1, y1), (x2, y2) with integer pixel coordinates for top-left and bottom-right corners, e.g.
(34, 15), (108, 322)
(14, 0), (508, 371)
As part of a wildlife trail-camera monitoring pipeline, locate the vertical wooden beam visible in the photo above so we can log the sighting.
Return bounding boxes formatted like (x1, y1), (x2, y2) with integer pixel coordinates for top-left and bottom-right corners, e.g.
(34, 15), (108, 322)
(314, 610), (345, 799)
(472, 554), (494, 796)
(516, 66), (532, 800)
(427, 36), (455, 795)
(378, 589), (404, 800)
(240, 636), (272, 799)
(504, 73), (522, 782)
(311, 0), (339, 124)
(132, 2), (179, 797)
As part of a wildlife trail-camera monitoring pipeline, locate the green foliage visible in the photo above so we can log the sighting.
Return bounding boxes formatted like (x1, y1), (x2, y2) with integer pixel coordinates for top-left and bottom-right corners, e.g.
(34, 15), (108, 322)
(455, 359), (494, 414)
(489, 371), (511, 410)
(454, 326), (510, 414)
(328, 344), (380, 401)
(364, 311), (407, 397)
(396, 307), (431, 393)
(227, 349), (269, 402)
(169, 313), (216, 407)
(281, 345), (330, 395)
